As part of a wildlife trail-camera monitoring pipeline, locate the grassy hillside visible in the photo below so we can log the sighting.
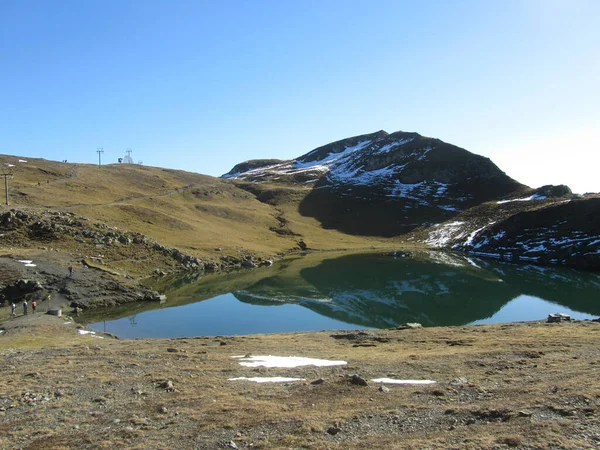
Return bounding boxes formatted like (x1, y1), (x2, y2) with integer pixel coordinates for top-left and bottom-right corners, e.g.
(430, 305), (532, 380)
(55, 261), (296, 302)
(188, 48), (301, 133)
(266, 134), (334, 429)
(0, 155), (408, 277)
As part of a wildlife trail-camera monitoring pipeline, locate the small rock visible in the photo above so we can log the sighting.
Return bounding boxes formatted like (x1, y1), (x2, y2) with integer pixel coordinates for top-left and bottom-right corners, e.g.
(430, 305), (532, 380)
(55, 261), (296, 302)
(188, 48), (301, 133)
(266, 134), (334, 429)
(54, 390), (65, 398)
(311, 378), (325, 385)
(327, 426), (341, 435)
(159, 380), (174, 389)
(166, 348), (179, 353)
(224, 441), (238, 449)
(158, 406), (168, 414)
(450, 377), (468, 386)
(350, 375), (368, 386)
(518, 410), (533, 417)
(378, 385), (390, 393)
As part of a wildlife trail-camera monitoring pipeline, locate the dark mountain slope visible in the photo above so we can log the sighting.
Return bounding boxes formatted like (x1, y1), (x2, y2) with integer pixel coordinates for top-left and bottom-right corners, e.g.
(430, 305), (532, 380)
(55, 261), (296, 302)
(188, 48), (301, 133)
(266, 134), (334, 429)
(225, 130), (527, 236)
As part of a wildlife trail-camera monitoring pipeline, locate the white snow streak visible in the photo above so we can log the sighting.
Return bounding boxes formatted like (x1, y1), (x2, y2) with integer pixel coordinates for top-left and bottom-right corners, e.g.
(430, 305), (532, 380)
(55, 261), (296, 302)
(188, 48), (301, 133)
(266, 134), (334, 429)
(231, 355), (347, 368)
(425, 221), (465, 247)
(229, 377), (305, 383)
(497, 194), (547, 204)
(372, 378), (436, 385)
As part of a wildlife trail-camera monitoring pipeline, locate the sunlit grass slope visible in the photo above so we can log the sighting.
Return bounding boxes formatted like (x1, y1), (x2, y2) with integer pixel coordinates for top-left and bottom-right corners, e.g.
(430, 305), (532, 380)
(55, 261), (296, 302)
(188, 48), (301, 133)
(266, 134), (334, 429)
(0, 156), (408, 261)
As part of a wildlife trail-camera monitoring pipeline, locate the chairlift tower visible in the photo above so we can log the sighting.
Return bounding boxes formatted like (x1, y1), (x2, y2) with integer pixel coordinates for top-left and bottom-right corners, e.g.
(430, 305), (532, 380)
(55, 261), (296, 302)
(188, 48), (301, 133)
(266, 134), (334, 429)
(124, 148), (134, 164)
(0, 163), (15, 205)
(96, 148), (104, 167)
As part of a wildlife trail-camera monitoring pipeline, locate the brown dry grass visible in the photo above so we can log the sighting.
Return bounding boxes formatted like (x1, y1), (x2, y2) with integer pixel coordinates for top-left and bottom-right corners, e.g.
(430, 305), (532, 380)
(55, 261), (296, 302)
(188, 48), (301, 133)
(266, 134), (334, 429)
(1, 316), (599, 449)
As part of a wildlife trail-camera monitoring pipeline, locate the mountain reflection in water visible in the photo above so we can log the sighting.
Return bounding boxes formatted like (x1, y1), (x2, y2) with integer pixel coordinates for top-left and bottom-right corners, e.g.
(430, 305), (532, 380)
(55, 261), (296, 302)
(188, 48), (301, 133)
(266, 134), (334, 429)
(233, 252), (600, 328)
(87, 252), (600, 338)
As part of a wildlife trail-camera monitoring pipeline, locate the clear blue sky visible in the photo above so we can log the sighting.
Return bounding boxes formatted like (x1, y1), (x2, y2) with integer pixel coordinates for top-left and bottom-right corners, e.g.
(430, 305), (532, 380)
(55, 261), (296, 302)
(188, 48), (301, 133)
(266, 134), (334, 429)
(1, 0), (598, 193)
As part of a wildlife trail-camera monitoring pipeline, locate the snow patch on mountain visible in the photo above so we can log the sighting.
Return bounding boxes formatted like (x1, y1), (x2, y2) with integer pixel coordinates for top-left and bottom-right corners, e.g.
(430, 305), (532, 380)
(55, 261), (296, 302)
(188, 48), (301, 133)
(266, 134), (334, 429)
(425, 221), (466, 247)
(497, 194), (547, 204)
(296, 140), (373, 169)
(375, 138), (415, 154)
(223, 134), (429, 194)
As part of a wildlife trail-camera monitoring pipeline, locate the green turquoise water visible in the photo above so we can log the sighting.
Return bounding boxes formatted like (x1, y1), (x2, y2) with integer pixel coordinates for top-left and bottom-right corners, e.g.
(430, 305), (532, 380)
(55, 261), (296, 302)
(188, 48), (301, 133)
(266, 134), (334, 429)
(88, 251), (600, 338)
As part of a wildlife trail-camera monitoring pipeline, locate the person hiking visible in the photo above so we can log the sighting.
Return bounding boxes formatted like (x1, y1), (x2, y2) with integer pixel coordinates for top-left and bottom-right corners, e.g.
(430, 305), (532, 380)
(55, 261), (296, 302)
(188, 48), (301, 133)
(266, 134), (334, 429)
(32, 300), (37, 313)
(23, 300), (28, 315)
(10, 302), (16, 316)
(68, 265), (73, 277)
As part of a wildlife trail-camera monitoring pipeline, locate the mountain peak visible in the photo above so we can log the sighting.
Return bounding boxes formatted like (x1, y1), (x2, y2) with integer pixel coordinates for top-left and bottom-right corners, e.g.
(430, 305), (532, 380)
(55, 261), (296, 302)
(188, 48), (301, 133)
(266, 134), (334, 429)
(223, 128), (527, 236)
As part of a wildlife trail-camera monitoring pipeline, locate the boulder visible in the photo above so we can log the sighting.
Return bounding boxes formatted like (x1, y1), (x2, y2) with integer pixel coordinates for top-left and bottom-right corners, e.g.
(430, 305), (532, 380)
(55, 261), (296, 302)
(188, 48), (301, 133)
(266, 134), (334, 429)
(47, 308), (62, 317)
(547, 313), (571, 323)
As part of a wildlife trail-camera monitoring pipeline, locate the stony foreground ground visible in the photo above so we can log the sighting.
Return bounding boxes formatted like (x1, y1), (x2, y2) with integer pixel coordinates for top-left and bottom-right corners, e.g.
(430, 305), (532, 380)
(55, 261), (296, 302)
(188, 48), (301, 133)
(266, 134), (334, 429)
(1, 313), (599, 449)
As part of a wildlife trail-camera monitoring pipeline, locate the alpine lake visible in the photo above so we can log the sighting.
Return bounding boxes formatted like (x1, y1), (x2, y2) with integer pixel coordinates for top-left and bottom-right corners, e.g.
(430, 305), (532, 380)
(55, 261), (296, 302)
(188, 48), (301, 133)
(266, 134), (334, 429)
(86, 250), (600, 339)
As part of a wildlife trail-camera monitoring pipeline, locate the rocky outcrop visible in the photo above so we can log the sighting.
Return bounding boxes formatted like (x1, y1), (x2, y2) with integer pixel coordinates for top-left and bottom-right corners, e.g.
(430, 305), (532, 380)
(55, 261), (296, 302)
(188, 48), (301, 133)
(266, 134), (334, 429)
(0, 279), (45, 304)
(0, 208), (274, 276)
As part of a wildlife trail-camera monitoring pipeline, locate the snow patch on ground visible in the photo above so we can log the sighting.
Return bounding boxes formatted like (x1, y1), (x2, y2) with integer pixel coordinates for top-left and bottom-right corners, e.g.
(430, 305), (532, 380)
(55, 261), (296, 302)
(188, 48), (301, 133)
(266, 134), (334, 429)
(17, 259), (37, 267)
(372, 378), (436, 385)
(78, 330), (104, 339)
(229, 377), (305, 383)
(232, 355), (347, 368)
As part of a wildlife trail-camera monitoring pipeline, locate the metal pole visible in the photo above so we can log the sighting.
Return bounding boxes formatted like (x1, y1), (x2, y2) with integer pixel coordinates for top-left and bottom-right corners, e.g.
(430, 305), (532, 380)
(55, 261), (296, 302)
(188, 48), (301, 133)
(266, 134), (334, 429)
(96, 148), (104, 167)
(4, 175), (8, 206)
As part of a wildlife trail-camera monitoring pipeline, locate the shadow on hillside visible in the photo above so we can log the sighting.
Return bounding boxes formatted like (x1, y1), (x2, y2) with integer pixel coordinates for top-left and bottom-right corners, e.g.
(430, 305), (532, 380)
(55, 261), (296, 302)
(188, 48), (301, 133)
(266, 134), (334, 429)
(297, 177), (453, 237)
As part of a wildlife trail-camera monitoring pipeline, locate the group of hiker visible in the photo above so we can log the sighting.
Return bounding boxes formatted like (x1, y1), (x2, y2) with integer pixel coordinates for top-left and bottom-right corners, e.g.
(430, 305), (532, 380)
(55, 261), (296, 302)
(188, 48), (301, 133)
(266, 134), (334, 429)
(7, 264), (73, 318)
(10, 299), (37, 316)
